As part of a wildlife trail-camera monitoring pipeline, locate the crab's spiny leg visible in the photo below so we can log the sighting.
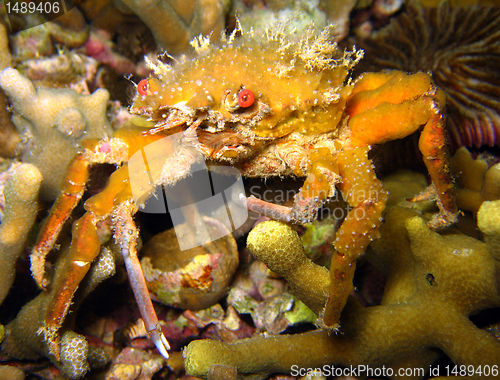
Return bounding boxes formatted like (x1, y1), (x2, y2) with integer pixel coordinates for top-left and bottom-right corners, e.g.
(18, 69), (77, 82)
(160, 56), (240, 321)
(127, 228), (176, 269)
(43, 211), (101, 359)
(323, 147), (387, 328)
(31, 155), (90, 289)
(412, 99), (458, 228)
(242, 147), (340, 225)
(112, 201), (170, 359)
(240, 194), (293, 222)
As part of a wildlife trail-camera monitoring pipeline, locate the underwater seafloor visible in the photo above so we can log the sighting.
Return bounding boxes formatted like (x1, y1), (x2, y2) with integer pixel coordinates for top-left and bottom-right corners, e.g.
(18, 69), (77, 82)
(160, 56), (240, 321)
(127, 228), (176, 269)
(0, 0), (500, 379)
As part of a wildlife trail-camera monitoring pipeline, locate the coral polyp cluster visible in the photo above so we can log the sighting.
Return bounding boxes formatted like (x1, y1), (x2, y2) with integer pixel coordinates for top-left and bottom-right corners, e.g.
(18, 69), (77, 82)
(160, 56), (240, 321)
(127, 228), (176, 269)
(186, 204), (500, 379)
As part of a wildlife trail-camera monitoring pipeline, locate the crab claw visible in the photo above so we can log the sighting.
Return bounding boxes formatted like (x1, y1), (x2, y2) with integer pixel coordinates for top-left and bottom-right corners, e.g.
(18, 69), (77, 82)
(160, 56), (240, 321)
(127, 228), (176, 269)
(149, 324), (171, 359)
(113, 201), (171, 359)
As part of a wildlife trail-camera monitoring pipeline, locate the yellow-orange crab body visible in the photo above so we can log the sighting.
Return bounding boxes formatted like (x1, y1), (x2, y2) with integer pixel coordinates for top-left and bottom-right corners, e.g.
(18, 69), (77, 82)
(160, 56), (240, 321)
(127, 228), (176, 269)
(130, 26), (457, 325)
(31, 24), (457, 361)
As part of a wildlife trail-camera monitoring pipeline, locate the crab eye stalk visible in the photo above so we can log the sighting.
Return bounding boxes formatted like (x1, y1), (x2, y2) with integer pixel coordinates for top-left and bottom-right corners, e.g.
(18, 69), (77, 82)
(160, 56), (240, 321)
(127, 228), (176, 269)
(238, 89), (255, 108)
(137, 79), (149, 96)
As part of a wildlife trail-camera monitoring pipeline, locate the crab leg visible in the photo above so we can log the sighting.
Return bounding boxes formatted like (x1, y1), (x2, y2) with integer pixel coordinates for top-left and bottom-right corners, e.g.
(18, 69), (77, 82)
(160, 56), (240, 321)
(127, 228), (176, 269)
(43, 211), (101, 359)
(240, 195), (293, 222)
(346, 72), (457, 228)
(411, 99), (458, 228)
(31, 155), (90, 289)
(112, 201), (170, 359)
(242, 148), (339, 224)
(323, 146), (387, 327)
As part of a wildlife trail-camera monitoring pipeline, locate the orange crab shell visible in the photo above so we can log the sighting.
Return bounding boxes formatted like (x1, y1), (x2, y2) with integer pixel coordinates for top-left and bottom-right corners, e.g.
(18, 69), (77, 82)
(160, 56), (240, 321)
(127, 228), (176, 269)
(131, 32), (360, 140)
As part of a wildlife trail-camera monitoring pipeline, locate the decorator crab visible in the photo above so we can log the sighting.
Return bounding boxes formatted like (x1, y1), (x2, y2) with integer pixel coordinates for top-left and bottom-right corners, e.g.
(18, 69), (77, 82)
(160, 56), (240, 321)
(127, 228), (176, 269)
(30, 23), (457, 361)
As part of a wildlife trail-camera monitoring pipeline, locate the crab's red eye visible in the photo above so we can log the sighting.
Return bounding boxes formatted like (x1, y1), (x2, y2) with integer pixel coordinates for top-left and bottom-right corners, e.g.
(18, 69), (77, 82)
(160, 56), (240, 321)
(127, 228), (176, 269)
(137, 79), (149, 96)
(237, 89), (255, 108)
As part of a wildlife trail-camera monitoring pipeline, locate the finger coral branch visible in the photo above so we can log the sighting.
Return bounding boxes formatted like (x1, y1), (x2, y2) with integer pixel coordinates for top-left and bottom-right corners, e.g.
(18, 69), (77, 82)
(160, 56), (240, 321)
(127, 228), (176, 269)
(450, 147), (500, 213)
(0, 68), (112, 201)
(247, 220), (330, 315)
(186, 206), (500, 379)
(478, 200), (500, 261)
(119, 0), (229, 55)
(1, 248), (114, 378)
(0, 164), (42, 305)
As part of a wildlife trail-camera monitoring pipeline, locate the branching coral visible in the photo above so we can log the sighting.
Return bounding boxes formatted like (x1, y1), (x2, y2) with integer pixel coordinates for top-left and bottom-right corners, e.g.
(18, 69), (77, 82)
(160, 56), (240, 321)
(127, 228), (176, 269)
(478, 200), (500, 259)
(246, 221), (330, 317)
(232, 0), (329, 40)
(0, 247), (115, 379)
(118, 0), (231, 55)
(0, 164), (42, 305)
(353, 0), (500, 149)
(0, 23), (20, 158)
(185, 206), (500, 379)
(450, 147), (500, 213)
(10, 18), (89, 63)
(0, 68), (113, 201)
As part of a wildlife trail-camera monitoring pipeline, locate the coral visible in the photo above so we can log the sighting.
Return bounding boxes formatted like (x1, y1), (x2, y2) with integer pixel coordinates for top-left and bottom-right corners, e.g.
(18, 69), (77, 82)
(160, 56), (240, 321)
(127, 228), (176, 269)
(0, 23), (11, 70)
(233, 0), (329, 40)
(0, 164), (42, 305)
(478, 200), (500, 259)
(450, 147), (500, 213)
(0, 23), (20, 158)
(10, 18), (89, 63)
(185, 207), (500, 379)
(246, 221), (330, 316)
(0, 68), (113, 201)
(118, 0), (230, 55)
(11, 14), (89, 63)
(17, 51), (99, 89)
(83, 29), (137, 75)
(0, 247), (115, 379)
(105, 347), (164, 380)
(141, 220), (239, 310)
(227, 260), (317, 334)
(320, 0), (361, 39)
(0, 365), (25, 380)
(353, 0), (500, 149)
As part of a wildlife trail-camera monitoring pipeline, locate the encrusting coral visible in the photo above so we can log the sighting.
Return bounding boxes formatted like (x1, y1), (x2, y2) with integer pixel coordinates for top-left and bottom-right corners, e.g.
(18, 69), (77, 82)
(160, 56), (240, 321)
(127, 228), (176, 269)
(184, 204), (500, 379)
(141, 219), (239, 310)
(0, 164), (42, 305)
(0, 68), (113, 201)
(353, 0), (500, 149)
